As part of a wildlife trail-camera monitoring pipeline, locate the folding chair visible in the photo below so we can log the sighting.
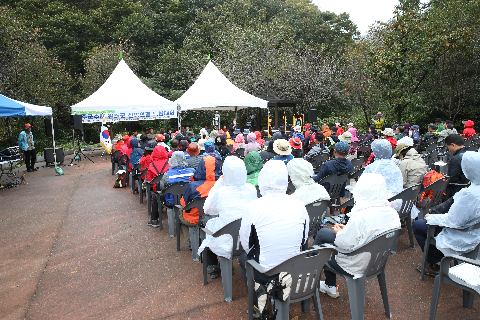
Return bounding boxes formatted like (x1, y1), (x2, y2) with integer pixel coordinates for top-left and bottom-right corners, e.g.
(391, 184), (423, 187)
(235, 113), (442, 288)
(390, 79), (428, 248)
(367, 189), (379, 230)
(324, 228), (401, 320)
(419, 221), (480, 280)
(430, 255), (480, 319)
(233, 148), (245, 160)
(202, 218), (242, 302)
(325, 197), (354, 226)
(357, 146), (371, 162)
(138, 168), (148, 203)
(302, 200), (330, 251)
(318, 172), (349, 214)
(388, 184), (422, 252)
(131, 163), (141, 193)
(246, 246), (335, 320)
(310, 153), (329, 173)
(176, 197), (206, 261)
(350, 157), (364, 173)
(345, 167), (365, 198)
(146, 174), (165, 228)
(111, 150), (120, 175)
(161, 181), (189, 238)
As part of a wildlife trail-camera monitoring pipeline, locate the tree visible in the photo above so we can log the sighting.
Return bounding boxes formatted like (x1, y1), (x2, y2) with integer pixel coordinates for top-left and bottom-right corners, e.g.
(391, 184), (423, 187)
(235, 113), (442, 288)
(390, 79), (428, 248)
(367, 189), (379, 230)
(0, 6), (76, 132)
(367, 0), (480, 124)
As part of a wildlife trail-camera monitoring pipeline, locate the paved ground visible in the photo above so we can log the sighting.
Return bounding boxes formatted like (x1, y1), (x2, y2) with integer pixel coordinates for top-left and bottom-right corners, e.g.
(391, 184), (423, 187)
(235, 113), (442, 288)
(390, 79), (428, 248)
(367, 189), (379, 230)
(0, 149), (479, 320)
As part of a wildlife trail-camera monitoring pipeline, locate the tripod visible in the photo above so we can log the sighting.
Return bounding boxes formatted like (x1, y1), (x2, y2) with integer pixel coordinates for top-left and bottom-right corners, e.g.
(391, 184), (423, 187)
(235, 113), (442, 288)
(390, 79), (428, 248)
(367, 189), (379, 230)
(70, 129), (94, 165)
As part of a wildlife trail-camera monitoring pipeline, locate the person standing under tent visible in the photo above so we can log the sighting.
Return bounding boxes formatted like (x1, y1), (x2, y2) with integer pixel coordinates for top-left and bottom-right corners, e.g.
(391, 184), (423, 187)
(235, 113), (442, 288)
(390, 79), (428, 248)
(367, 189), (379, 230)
(18, 123), (37, 172)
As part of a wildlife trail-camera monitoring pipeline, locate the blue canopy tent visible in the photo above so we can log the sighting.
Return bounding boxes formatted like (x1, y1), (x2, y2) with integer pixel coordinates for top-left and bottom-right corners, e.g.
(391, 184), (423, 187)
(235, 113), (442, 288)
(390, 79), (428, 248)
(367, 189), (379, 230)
(0, 94), (52, 117)
(0, 94), (62, 173)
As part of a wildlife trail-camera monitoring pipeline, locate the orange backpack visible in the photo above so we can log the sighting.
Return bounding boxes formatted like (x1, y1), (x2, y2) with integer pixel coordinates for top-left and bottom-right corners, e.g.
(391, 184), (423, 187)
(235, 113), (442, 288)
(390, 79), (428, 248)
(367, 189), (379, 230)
(416, 170), (444, 208)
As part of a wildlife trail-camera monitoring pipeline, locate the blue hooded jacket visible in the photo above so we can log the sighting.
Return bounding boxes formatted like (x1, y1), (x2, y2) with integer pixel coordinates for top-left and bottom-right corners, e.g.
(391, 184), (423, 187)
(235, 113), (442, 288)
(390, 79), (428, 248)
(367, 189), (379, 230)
(129, 138), (143, 165)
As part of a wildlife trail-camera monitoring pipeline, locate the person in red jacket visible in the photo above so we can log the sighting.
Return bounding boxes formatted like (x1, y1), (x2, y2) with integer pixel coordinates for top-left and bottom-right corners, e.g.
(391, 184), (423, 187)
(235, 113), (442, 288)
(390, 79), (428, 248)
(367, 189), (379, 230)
(139, 141), (156, 180)
(336, 122), (344, 135)
(146, 145), (169, 227)
(462, 120), (476, 139)
(383, 128), (397, 147)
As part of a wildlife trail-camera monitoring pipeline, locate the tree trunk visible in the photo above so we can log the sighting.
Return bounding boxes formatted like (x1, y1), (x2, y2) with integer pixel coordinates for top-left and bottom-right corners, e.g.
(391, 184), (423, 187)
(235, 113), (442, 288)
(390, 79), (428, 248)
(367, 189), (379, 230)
(5, 118), (14, 147)
(397, 106), (403, 125)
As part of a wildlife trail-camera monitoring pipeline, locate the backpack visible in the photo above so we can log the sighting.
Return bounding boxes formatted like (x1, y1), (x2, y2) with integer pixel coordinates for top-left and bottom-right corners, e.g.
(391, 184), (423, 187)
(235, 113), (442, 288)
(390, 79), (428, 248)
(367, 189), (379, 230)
(416, 170), (444, 208)
(254, 272), (292, 320)
(114, 169), (127, 188)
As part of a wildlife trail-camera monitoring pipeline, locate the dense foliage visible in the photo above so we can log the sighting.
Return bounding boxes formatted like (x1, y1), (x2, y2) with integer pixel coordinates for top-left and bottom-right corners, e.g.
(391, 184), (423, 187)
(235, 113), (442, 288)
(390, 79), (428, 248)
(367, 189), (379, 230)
(0, 0), (479, 151)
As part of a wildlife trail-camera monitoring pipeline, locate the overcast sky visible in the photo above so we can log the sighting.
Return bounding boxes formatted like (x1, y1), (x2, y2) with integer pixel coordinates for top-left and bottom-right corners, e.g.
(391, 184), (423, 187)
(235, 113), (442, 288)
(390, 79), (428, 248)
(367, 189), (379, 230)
(311, 0), (400, 35)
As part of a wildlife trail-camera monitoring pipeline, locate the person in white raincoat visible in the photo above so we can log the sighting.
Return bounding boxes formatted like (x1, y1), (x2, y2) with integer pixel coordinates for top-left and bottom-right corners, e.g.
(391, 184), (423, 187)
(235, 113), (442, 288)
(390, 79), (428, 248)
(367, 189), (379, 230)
(287, 158), (330, 205)
(239, 160), (309, 288)
(364, 139), (403, 196)
(413, 151), (480, 275)
(198, 156), (258, 278)
(312, 173), (400, 298)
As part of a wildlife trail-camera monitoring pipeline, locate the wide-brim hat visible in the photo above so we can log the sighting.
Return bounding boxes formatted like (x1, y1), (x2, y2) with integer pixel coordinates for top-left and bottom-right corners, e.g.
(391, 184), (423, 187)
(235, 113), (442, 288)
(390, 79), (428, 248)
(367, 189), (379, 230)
(289, 137), (302, 150)
(24, 123), (32, 128)
(186, 131), (195, 139)
(338, 132), (352, 143)
(187, 142), (200, 156)
(395, 143), (410, 158)
(347, 122), (354, 127)
(273, 139), (292, 155)
(156, 134), (165, 141)
(294, 126), (302, 132)
(383, 128), (395, 136)
(376, 112), (383, 117)
(311, 125), (319, 131)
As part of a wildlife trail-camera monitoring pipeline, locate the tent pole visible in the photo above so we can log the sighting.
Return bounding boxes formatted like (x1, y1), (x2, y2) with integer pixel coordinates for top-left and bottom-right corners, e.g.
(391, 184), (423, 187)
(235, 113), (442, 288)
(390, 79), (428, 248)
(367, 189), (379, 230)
(177, 104), (181, 131)
(51, 116), (57, 165)
(235, 106), (238, 121)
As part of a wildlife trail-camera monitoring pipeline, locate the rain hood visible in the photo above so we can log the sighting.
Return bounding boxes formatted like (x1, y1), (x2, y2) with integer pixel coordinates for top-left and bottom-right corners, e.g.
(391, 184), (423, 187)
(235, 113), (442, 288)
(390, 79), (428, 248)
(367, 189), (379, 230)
(287, 158), (330, 205)
(365, 140), (403, 195)
(169, 151), (187, 168)
(258, 160), (288, 196)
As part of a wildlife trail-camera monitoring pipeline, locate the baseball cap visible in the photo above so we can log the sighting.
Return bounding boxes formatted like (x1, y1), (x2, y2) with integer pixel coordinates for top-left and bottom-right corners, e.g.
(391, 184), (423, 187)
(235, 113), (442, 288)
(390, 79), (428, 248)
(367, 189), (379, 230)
(334, 141), (350, 155)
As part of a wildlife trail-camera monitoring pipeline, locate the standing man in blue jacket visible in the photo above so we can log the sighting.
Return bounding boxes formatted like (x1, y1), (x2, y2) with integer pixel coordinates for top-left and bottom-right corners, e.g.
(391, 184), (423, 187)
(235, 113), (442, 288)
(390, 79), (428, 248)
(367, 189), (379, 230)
(18, 123), (36, 172)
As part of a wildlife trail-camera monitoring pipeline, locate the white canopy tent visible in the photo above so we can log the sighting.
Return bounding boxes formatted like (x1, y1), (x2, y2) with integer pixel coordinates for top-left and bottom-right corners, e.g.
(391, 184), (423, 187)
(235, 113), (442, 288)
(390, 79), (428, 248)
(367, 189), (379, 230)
(71, 59), (177, 123)
(175, 61), (268, 111)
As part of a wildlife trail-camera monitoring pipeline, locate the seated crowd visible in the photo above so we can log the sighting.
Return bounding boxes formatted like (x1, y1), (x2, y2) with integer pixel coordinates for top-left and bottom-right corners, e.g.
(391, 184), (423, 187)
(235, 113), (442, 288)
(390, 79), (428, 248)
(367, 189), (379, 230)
(112, 117), (479, 318)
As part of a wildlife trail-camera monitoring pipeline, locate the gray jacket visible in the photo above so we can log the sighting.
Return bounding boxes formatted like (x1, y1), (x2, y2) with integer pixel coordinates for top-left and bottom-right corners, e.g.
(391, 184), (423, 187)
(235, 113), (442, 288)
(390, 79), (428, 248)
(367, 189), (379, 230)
(399, 148), (427, 188)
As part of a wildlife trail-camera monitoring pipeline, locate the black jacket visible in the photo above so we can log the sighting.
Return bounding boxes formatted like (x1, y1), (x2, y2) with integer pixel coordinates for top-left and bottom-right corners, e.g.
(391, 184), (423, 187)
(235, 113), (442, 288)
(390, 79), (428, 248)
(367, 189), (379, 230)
(446, 147), (469, 199)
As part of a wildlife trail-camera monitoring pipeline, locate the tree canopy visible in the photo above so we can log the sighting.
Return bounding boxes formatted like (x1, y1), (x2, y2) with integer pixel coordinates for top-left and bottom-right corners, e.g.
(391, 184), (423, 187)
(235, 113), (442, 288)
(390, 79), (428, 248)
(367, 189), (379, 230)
(1, 0), (479, 149)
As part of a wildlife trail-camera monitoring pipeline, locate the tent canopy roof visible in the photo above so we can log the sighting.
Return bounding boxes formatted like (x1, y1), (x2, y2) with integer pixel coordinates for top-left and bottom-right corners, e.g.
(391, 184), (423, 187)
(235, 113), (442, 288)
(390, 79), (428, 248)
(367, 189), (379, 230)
(0, 94), (52, 117)
(71, 59), (175, 112)
(175, 61), (268, 111)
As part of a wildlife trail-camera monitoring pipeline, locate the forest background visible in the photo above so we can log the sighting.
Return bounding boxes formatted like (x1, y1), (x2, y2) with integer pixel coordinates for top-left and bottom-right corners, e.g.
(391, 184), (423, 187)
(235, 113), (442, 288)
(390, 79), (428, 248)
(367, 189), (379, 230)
(1, 0), (479, 152)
